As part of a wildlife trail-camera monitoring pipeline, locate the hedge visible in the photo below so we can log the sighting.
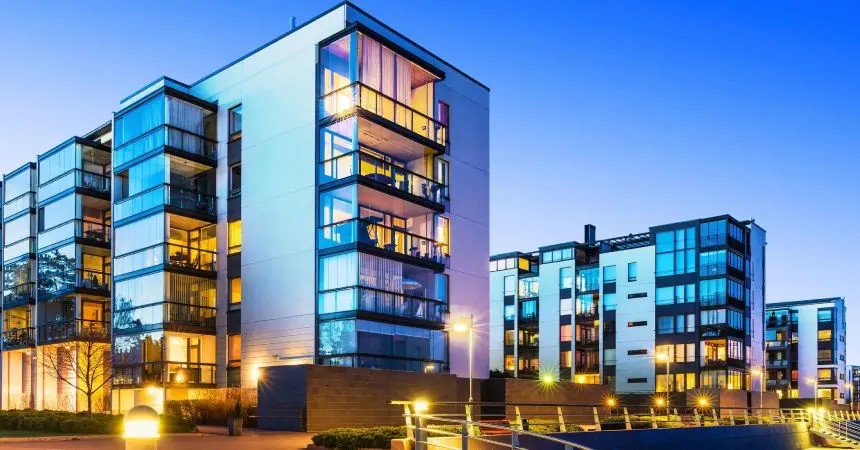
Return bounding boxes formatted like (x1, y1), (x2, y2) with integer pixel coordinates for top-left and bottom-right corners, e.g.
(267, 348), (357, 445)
(0, 410), (196, 435)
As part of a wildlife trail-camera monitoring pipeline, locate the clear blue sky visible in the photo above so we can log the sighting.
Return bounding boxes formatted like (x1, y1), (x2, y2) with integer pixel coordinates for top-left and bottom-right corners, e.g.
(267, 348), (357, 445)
(1, 1), (858, 358)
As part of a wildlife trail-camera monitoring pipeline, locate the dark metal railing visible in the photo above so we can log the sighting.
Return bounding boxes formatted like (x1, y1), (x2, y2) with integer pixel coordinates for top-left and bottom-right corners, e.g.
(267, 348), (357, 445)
(37, 269), (111, 298)
(114, 125), (217, 168)
(3, 283), (35, 308)
(319, 218), (448, 265)
(164, 302), (217, 329)
(320, 82), (448, 146)
(115, 183), (215, 221)
(38, 319), (110, 343)
(165, 243), (217, 272)
(1, 327), (35, 349)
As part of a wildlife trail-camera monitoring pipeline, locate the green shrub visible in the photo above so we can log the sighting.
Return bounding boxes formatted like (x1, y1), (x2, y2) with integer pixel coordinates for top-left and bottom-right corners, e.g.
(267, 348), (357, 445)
(312, 426), (407, 450)
(0, 409), (189, 435)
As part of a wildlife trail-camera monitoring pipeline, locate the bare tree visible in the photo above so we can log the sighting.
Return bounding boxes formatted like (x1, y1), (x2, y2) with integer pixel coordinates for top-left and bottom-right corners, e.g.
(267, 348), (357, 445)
(41, 327), (113, 416)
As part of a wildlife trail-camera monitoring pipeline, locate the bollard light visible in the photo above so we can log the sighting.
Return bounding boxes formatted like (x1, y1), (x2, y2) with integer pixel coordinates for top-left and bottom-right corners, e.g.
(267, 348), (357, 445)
(124, 405), (160, 450)
(656, 398), (665, 407)
(542, 374), (555, 384)
(413, 399), (429, 413)
(606, 398), (616, 407)
(698, 398), (709, 408)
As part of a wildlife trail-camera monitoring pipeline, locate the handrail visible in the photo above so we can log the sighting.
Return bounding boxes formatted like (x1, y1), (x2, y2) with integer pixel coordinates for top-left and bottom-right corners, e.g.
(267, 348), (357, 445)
(319, 217), (449, 265)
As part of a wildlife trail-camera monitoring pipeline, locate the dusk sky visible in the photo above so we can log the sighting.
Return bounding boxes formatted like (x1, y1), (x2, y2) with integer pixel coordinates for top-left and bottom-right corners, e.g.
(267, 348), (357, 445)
(1, 1), (858, 357)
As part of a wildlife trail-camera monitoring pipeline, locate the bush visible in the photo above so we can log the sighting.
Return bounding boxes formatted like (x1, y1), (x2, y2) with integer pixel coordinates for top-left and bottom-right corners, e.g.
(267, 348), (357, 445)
(312, 426), (407, 450)
(0, 409), (193, 435)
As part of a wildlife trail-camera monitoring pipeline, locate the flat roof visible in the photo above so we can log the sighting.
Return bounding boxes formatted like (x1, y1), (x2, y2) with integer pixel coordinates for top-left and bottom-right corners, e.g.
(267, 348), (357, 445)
(766, 297), (844, 309)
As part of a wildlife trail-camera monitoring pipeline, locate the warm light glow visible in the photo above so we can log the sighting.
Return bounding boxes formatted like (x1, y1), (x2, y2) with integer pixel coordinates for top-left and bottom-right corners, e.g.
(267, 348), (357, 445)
(606, 398), (616, 407)
(576, 375), (585, 384)
(698, 398), (708, 407)
(146, 386), (160, 396)
(542, 374), (554, 384)
(751, 368), (762, 376)
(656, 353), (669, 362)
(818, 407), (826, 415)
(124, 419), (159, 439)
(252, 366), (262, 382)
(656, 398), (665, 407)
(452, 322), (469, 333)
(413, 400), (429, 413)
(806, 377), (817, 385)
(424, 364), (435, 373)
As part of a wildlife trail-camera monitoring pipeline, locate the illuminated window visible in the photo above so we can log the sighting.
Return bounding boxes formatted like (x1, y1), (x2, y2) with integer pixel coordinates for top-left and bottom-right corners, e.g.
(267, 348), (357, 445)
(560, 325), (572, 342)
(560, 351), (572, 368)
(228, 334), (241, 365)
(818, 329), (832, 340)
(230, 277), (241, 304)
(228, 220), (242, 254)
(504, 330), (515, 345)
(504, 355), (515, 371)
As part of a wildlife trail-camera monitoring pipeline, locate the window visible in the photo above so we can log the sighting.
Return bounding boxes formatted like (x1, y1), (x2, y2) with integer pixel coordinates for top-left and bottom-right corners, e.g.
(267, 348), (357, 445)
(542, 247), (573, 263)
(560, 351), (572, 368)
(628, 320), (647, 327)
(229, 163), (241, 197)
(560, 297), (572, 315)
(437, 101), (450, 127)
(560, 325), (572, 342)
(699, 250), (726, 276)
(604, 349), (616, 365)
(700, 220), (727, 247)
(727, 251), (744, 272)
(230, 277), (241, 305)
(518, 277), (539, 298)
(656, 284), (696, 306)
(655, 228), (696, 276)
(229, 105), (242, 140)
(686, 313), (695, 332)
(559, 267), (573, 289)
(228, 334), (241, 364)
(728, 222), (744, 243)
(627, 349), (647, 356)
(699, 278), (727, 306)
(628, 377), (647, 383)
(603, 293), (616, 311)
(627, 262), (637, 282)
(657, 316), (674, 334)
(520, 300), (537, 320)
(577, 268), (599, 292)
(504, 305), (515, 321)
(675, 315), (686, 333)
(504, 330), (515, 345)
(628, 292), (647, 299)
(603, 265), (616, 283)
(818, 329), (832, 341)
(228, 220), (242, 254)
(818, 309), (833, 322)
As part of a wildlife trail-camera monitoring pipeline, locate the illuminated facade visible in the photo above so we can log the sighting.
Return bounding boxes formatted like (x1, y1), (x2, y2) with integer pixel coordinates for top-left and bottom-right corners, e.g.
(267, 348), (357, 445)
(490, 216), (766, 395)
(0, 1), (489, 413)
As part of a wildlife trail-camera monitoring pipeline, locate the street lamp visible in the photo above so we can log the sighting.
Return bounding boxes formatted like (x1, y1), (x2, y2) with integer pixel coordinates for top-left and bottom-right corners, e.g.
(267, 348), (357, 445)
(451, 314), (474, 402)
(657, 352), (671, 408)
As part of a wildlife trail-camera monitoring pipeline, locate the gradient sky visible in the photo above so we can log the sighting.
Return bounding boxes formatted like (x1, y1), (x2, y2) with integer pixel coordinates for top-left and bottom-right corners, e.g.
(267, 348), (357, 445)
(1, 1), (858, 358)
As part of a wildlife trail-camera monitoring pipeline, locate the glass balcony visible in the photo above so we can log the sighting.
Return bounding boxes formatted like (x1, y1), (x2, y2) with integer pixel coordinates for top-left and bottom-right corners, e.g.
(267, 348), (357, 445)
(113, 361), (216, 386)
(165, 244), (217, 272)
(114, 126), (217, 168)
(3, 193), (35, 219)
(766, 359), (790, 368)
(3, 283), (35, 309)
(765, 340), (790, 349)
(319, 218), (448, 265)
(318, 286), (446, 323)
(320, 150), (448, 206)
(700, 293), (727, 307)
(38, 219), (111, 249)
(38, 319), (110, 344)
(38, 169), (110, 201)
(38, 269), (111, 298)
(766, 379), (790, 387)
(1, 327), (35, 349)
(320, 83), (447, 147)
(164, 303), (216, 329)
(3, 238), (37, 262)
(115, 184), (215, 221)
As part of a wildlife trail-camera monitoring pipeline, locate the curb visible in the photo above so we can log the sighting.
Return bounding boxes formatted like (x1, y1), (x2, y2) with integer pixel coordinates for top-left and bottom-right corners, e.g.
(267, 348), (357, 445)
(0, 432), (206, 444)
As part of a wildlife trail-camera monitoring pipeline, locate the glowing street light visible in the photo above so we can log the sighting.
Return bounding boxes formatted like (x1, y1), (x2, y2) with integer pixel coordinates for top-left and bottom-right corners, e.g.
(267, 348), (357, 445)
(656, 398), (665, 407)
(656, 352), (671, 408)
(698, 397), (709, 409)
(807, 377), (819, 409)
(449, 314), (474, 402)
(606, 398), (616, 407)
(542, 374), (555, 384)
(413, 400), (429, 414)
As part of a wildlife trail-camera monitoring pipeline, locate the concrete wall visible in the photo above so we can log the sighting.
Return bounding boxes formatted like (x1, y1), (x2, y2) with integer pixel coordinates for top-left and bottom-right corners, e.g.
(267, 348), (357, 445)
(482, 378), (610, 425)
(257, 364), (476, 431)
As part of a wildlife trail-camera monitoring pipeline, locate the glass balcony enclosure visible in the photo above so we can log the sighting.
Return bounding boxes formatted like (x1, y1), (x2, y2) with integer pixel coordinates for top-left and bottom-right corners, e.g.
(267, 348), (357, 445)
(112, 331), (216, 386)
(114, 91), (217, 168)
(319, 32), (447, 147)
(37, 193), (111, 249)
(1, 306), (34, 348)
(319, 118), (449, 207)
(114, 213), (215, 276)
(38, 139), (111, 202)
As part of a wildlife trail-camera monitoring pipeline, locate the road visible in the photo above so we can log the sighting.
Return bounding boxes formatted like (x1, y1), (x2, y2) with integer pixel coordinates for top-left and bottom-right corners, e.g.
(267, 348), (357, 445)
(0, 429), (314, 450)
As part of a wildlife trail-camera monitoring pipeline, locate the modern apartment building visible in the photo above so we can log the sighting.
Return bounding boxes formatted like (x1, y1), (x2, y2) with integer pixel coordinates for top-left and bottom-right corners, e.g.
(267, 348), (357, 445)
(848, 364), (859, 406)
(0, 1), (489, 413)
(489, 216), (766, 395)
(764, 298), (847, 403)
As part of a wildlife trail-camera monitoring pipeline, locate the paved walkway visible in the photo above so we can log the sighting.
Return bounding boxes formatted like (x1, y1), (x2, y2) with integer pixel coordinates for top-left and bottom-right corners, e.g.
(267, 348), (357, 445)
(0, 430), (314, 450)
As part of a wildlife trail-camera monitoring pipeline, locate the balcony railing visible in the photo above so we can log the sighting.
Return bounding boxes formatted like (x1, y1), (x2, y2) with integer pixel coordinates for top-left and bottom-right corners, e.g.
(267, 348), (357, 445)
(38, 319), (110, 343)
(576, 310), (599, 321)
(3, 283), (35, 308)
(701, 358), (728, 367)
(767, 318), (790, 328)
(164, 303), (216, 329)
(3, 192), (35, 219)
(165, 244), (217, 272)
(766, 379), (790, 387)
(574, 364), (600, 373)
(766, 359), (790, 368)
(700, 293), (727, 307)
(39, 219), (111, 250)
(38, 269), (111, 298)
(320, 83), (448, 146)
(115, 125), (217, 168)
(319, 218), (449, 265)
(113, 361), (216, 386)
(1, 327), (35, 349)
(318, 286), (446, 323)
(765, 340), (790, 349)
(38, 169), (111, 201)
(115, 184), (216, 221)
(320, 150), (448, 205)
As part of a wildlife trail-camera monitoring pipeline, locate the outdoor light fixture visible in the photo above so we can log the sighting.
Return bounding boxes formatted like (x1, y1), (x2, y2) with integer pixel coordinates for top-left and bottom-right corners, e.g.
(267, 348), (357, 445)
(175, 372), (186, 383)
(606, 398), (616, 407)
(698, 398), (708, 407)
(124, 405), (160, 450)
(656, 398), (665, 407)
(413, 400), (429, 413)
(449, 314), (475, 402)
(576, 375), (585, 384)
(542, 374), (554, 384)
(146, 386), (159, 396)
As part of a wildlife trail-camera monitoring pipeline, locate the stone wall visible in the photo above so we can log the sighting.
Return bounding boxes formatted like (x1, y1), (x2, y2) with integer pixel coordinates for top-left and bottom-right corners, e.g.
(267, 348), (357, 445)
(257, 365), (477, 431)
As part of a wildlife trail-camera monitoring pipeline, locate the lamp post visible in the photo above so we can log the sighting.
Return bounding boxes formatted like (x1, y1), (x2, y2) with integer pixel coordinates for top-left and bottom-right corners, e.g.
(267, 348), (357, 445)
(452, 314), (474, 402)
(807, 377), (818, 410)
(657, 353), (671, 409)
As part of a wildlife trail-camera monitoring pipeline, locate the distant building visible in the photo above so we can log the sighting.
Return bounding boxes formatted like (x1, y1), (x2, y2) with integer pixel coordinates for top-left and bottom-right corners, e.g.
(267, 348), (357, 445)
(489, 216), (766, 394)
(765, 298), (847, 403)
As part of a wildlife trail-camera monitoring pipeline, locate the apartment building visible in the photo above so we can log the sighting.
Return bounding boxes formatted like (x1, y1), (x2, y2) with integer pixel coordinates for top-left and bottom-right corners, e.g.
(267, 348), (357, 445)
(0, 1), (489, 413)
(848, 365), (859, 406)
(489, 216), (766, 395)
(764, 298), (847, 403)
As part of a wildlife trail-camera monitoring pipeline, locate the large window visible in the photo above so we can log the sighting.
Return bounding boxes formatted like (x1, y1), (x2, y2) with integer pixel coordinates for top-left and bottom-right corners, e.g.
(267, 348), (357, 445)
(603, 293), (617, 311)
(657, 316), (674, 334)
(699, 250), (726, 276)
(503, 275), (515, 295)
(699, 278), (727, 306)
(656, 284), (695, 305)
(655, 227), (696, 277)
(230, 278), (241, 305)
(603, 265), (616, 283)
(228, 220), (242, 254)
(627, 262), (637, 282)
(700, 220), (727, 247)
(542, 247), (572, 263)
(229, 105), (243, 140)
(559, 267), (573, 289)
(518, 277), (539, 298)
(577, 268), (599, 292)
